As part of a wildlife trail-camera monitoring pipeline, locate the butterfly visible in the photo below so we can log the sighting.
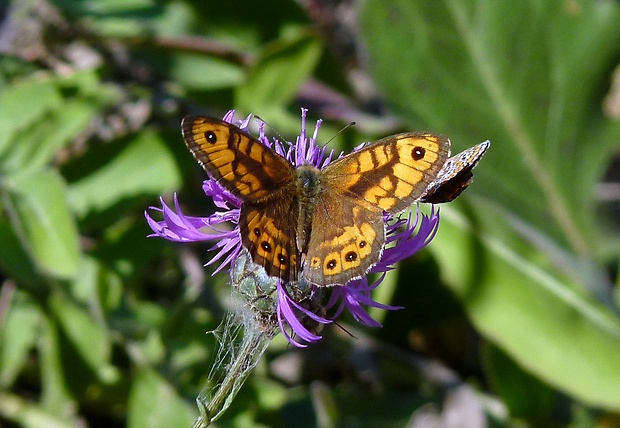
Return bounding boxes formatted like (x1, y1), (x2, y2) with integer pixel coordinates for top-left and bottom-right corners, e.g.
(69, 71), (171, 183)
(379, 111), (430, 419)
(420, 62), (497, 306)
(182, 116), (488, 287)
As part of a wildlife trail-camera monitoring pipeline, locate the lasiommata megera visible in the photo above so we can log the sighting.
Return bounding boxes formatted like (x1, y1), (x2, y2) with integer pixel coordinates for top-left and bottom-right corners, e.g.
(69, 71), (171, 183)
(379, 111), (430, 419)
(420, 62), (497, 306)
(182, 116), (486, 286)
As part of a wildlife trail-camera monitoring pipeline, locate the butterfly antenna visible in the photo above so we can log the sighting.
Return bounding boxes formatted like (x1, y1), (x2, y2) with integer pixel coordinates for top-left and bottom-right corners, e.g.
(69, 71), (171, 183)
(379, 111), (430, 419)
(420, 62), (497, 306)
(255, 115), (356, 146)
(323, 121), (356, 147)
(335, 321), (357, 340)
(253, 115), (290, 143)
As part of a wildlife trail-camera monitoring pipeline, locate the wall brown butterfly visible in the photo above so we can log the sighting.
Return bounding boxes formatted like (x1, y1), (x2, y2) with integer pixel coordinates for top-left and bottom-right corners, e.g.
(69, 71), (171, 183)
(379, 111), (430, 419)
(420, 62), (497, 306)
(182, 116), (487, 286)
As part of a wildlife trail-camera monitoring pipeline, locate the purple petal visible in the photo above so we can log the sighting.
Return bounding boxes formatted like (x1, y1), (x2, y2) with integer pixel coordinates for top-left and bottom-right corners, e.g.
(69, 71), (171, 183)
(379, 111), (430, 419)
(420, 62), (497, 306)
(373, 208), (440, 271)
(203, 179), (242, 210)
(276, 281), (330, 347)
(145, 195), (227, 242)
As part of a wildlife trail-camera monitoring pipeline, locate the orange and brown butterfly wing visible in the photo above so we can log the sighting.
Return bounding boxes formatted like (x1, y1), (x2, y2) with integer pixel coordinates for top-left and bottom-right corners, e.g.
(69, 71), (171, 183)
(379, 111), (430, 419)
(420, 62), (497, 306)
(420, 141), (490, 204)
(302, 189), (385, 285)
(302, 132), (450, 285)
(182, 115), (300, 282)
(181, 116), (295, 201)
(239, 195), (300, 283)
(322, 132), (450, 214)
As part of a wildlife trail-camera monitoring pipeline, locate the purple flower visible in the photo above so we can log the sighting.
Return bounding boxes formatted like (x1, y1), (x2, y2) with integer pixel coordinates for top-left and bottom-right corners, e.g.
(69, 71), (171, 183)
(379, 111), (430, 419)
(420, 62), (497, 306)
(146, 109), (440, 346)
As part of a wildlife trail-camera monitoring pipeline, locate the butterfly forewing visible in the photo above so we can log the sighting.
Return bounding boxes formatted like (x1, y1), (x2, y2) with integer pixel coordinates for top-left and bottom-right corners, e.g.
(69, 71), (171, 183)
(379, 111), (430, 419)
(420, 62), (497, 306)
(182, 116), (295, 201)
(323, 133), (450, 215)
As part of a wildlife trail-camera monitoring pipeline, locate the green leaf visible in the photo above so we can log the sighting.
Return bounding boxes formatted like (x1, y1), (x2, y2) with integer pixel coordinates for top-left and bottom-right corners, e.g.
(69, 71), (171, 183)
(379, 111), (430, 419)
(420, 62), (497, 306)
(235, 30), (322, 118)
(69, 255), (124, 314)
(168, 53), (245, 90)
(360, 0), (620, 411)
(0, 77), (62, 156)
(39, 315), (78, 422)
(0, 220), (45, 285)
(2, 100), (99, 173)
(127, 367), (196, 428)
(0, 390), (75, 428)
(360, 0), (620, 253)
(3, 168), (81, 279)
(432, 207), (620, 410)
(67, 130), (182, 218)
(0, 69), (120, 174)
(0, 291), (42, 387)
(48, 291), (112, 380)
(482, 343), (556, 420)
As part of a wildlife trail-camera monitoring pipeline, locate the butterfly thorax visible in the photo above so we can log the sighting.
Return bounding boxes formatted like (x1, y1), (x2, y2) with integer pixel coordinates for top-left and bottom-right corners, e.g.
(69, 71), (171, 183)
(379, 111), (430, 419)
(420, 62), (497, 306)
(294, 165), (322, 255)
(296, 165), (321, 193)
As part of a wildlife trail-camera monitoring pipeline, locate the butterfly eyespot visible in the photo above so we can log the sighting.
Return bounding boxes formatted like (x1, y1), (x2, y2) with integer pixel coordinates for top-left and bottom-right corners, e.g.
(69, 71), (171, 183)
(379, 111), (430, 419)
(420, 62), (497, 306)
(412, 146), (425, 160)
(204, 131), (217, 144)
(278, 254), (287, 265)
(359, 240), (367, 248)
(326, 259), (338, 270)
(311, 257), (320, 267)
(345, 251), (357, 262)
(261, 241), (272, 252)
(253, 228), (261, 237)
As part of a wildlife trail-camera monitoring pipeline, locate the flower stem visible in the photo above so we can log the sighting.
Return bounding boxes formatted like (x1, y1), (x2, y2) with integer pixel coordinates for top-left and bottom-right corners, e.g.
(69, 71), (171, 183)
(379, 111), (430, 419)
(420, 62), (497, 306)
(192, 311), (273, 427)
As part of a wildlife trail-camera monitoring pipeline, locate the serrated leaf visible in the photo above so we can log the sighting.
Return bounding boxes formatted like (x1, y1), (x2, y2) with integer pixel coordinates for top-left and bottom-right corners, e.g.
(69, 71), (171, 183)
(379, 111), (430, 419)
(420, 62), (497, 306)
(3, 168), (81, 279)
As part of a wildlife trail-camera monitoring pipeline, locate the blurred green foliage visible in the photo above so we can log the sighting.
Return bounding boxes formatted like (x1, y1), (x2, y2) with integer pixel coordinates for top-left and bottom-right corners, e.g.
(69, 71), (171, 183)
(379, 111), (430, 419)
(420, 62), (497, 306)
(1, 0), (620, 427)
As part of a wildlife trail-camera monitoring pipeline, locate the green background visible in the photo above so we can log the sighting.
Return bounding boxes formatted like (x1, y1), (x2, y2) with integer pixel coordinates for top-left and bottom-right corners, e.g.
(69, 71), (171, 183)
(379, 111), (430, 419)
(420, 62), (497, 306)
(1, 0), (620, 426)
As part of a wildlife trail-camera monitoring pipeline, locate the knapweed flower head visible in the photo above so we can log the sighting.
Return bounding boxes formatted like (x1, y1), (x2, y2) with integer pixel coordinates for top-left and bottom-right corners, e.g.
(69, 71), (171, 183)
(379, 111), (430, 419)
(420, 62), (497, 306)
(146, 108), (440, 347)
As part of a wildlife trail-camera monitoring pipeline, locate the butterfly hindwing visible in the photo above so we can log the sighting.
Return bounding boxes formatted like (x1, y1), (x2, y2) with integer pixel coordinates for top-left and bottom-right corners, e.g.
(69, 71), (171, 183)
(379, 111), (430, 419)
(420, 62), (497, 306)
(302, 186), (385, 285)
(238, 195), (300, 283)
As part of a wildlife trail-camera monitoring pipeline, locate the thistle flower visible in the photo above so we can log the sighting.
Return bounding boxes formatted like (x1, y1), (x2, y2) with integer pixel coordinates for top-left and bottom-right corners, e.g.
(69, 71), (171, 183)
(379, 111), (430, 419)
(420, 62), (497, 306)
(146, 109), (440, 347)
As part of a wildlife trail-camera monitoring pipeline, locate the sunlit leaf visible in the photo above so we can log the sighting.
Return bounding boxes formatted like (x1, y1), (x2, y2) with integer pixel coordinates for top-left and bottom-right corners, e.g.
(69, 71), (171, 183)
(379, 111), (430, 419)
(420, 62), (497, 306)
(3, 168), (81, 279)
(127, 368), (196, 428)
(0, 292), (42, 387)
(67, 130), (182, 218)
(432, 206), (620, 410)
(235, 30), (322, 123)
